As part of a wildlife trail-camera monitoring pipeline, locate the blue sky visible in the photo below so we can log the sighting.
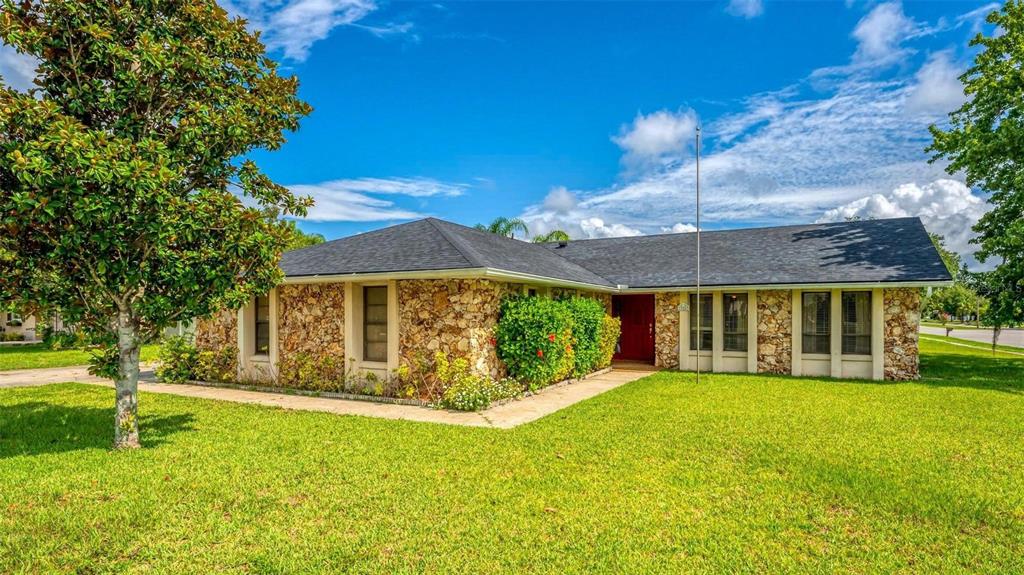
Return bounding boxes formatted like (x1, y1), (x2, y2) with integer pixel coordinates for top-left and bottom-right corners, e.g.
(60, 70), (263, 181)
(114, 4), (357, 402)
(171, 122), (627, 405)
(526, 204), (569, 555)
(0, 0), (1001, 266)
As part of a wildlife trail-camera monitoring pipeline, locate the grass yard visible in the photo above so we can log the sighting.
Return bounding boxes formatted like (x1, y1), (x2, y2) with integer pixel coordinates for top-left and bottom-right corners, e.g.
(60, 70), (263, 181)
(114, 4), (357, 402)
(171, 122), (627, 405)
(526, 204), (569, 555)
(1, 339), (1022, 573)
(0, 343), (159, 372)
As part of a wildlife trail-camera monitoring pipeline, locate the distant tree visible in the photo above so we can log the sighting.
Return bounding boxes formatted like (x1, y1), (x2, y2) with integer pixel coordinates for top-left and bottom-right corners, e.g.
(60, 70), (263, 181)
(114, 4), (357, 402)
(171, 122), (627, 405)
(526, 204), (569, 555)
(964, 269), (1023, 352)
(532, 230), (571, 244)
(927, 1), (1024, 337)
(0, 1), (311, 448)
(475, 217), (529, 239)
(927, 284), (978, 336)
(282, 220), (326, 251)
(929, 233), (962, 280)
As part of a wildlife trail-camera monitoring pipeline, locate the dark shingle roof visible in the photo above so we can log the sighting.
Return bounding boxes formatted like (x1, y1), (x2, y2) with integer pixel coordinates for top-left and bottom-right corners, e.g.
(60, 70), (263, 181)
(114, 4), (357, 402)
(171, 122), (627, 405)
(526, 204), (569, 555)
(280, 216), (951, 288)
(539, 217), (952, 288)
(280, 218), (614, 287)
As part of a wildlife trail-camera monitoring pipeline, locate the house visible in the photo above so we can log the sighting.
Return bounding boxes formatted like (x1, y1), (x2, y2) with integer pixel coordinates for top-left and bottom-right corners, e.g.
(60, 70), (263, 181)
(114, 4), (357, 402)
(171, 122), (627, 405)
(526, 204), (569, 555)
(0, 307), (38, 341)
(194, 216), (951, 384)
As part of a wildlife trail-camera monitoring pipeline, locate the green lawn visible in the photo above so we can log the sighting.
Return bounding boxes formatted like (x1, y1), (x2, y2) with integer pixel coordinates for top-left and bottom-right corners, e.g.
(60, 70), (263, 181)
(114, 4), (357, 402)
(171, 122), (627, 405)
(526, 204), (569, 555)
(0, 343), (159, 371)
(1, 340), (1022, 573)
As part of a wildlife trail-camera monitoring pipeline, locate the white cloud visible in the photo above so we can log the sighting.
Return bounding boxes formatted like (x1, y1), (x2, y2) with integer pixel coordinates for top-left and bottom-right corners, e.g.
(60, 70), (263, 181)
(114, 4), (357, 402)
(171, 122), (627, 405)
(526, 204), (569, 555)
(223, 0), (411, 61)
(0, 43), (38, 92)
(817, 179), (987, 267)
(542, 186), (578, 214)
(905, 51), (966, 115)
(726, 0), (764, 19)
(661, 223), (698, 234)
(612, 108), (698, 168)
(852, 2), (919, 62)
(813, 2), (927, 79)
(289, 177), (466, 221)
(579, 218), (642, 239)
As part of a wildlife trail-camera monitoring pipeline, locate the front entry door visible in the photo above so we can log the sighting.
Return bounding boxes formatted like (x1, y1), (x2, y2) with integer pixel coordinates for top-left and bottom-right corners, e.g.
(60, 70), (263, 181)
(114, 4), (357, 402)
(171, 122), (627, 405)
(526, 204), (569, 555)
(612, 294), (655, 363)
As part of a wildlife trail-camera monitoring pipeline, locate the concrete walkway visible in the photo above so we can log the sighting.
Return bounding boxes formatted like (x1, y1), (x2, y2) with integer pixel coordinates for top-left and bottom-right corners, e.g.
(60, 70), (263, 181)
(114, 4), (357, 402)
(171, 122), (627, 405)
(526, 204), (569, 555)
(0, 365), (654, 428)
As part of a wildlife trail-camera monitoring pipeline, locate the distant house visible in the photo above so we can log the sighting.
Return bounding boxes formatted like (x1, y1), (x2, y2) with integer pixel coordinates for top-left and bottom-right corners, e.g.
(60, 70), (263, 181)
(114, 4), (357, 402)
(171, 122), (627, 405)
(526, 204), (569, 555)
(0, 307), (63, 342)
(194, 217), (951, 383)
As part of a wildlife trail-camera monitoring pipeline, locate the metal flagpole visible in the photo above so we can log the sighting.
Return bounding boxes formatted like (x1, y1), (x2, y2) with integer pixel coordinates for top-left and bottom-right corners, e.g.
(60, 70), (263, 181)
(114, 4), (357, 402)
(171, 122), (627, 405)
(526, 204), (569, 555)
(695, 126), (701, 385)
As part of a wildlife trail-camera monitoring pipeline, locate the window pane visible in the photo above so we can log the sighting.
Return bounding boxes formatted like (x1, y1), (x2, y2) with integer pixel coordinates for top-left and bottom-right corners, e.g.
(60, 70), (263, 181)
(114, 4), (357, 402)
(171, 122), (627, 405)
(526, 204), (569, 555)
(255, 322), (269, 355)
(365, 286), (387, 305)
(365, 304), (388, 324)
(365, 342), (387, 362)
(801, 292), (830, 354)
(723, 293), (748, 352)
(254, 295), (270, 355)
(689, 294), (713, 351)
(364, 286), (388, 361)
(256, 295), (270, 322)
(842, 292), (872, 355)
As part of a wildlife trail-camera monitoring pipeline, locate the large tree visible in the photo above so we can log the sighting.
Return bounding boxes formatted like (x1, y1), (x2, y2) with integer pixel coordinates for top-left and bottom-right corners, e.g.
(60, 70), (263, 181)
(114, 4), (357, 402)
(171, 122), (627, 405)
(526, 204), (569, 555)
(928, 1), (1024, 330)
(0, 1), (311, 448)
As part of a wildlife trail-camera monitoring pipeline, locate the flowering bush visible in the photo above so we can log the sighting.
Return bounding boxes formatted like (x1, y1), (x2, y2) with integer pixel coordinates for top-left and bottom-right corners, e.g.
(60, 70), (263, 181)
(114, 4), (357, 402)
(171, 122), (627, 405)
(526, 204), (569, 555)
(496, 296), (575, 389)
(434, 351), (523, 411)
(496, 295), (617, 389)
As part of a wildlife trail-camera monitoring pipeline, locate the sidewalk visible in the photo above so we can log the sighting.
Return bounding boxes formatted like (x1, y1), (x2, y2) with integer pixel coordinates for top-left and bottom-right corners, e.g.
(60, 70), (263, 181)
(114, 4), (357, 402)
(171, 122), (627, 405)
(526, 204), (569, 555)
(0, 365), (654, 428)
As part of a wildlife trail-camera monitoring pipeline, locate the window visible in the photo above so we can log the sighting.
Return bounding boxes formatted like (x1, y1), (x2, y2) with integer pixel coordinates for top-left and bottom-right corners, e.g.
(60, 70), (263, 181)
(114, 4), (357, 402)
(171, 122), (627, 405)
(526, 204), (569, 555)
(254, 295), (270, 355)
(363, 286), (388, 362)
(689, 293), (713, 351)
(842, 291), (872, 355)
(723, 293), (748, 352)
(801, 292), (830, 354)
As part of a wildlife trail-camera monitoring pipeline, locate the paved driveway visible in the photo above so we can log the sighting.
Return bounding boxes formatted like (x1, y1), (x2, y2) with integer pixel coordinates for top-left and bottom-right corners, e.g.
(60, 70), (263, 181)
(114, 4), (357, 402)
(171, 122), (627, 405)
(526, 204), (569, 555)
(920, 325), (1024, 348)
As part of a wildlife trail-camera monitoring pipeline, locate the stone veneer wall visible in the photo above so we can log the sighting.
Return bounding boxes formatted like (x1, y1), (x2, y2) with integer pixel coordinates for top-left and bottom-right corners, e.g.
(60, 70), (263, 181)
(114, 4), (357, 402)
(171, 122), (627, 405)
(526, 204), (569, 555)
(397, 279), (518, 379)
(277, 283), (345, 363)
(884, 288), (920, 380)
(194, 307), (237, 352)
(757, 290), (792, 374)
(654, 292), (680, 368)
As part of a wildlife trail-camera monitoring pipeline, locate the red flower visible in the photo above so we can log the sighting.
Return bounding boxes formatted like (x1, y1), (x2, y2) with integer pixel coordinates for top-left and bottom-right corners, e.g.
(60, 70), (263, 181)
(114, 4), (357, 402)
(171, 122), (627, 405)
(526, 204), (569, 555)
(537, 349), (544, 357)
(548, 333), (556, 342)
(489, 337), (497, 346)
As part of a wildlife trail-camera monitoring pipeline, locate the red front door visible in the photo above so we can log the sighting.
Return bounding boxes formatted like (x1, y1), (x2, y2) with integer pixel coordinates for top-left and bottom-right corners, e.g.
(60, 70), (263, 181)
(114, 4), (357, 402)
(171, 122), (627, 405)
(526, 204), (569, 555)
(612, 294), (655, 362)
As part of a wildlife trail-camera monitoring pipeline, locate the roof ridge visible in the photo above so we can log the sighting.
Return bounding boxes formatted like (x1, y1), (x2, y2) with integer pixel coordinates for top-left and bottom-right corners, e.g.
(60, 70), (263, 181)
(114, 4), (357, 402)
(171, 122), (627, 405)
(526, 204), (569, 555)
(550, 216), (924, 245)
(431, 218), (617, 286)
(425, 218), (487, 268)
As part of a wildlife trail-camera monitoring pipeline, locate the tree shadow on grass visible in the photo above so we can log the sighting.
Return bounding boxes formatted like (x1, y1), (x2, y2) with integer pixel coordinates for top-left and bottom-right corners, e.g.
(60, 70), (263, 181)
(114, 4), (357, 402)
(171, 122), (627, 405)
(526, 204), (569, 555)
(917, 351), (1024, 395)
(0, 401), (195, 458)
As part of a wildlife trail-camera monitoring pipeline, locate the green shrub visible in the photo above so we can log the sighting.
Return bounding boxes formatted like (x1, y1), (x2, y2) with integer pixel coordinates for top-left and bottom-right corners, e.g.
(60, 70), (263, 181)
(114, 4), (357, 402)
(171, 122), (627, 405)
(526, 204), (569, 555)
(597, 315), (621, 368)
(435, 352), (523, 411)
(564, 296), (606, 376)
(195, 347), (237, 383)
(155, 335), (199, 384)
(277, 352), (348, 392)
(496, 296), (575, 389)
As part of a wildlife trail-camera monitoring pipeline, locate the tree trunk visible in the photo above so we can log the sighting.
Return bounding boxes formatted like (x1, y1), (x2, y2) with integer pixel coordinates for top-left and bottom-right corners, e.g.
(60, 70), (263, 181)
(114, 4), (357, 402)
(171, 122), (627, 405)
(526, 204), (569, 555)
(114, 311), (141, 449)
(992, 326), (1002, 357)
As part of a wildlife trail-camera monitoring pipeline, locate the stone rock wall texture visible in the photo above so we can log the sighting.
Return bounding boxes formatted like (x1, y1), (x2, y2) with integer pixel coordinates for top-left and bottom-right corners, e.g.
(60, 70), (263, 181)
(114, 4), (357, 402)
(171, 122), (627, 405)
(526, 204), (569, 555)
(654, 292), (680, 368)
(884, 288), (920, 380)
(397, 279), (515, 379)
(278, 283), (345, 362)
(194, 307), (237, 353)
(757, 290), (792, 374)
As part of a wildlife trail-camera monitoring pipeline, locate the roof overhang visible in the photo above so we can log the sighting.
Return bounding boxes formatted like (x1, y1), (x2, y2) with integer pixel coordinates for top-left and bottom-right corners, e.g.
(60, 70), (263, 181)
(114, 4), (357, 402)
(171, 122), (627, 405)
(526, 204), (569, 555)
(283, 268), (950, 293)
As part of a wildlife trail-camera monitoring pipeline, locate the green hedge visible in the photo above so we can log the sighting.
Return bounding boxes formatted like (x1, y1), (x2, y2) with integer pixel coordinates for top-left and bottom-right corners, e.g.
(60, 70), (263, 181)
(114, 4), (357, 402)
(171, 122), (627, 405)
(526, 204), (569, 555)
(496, 295), (619, 389)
